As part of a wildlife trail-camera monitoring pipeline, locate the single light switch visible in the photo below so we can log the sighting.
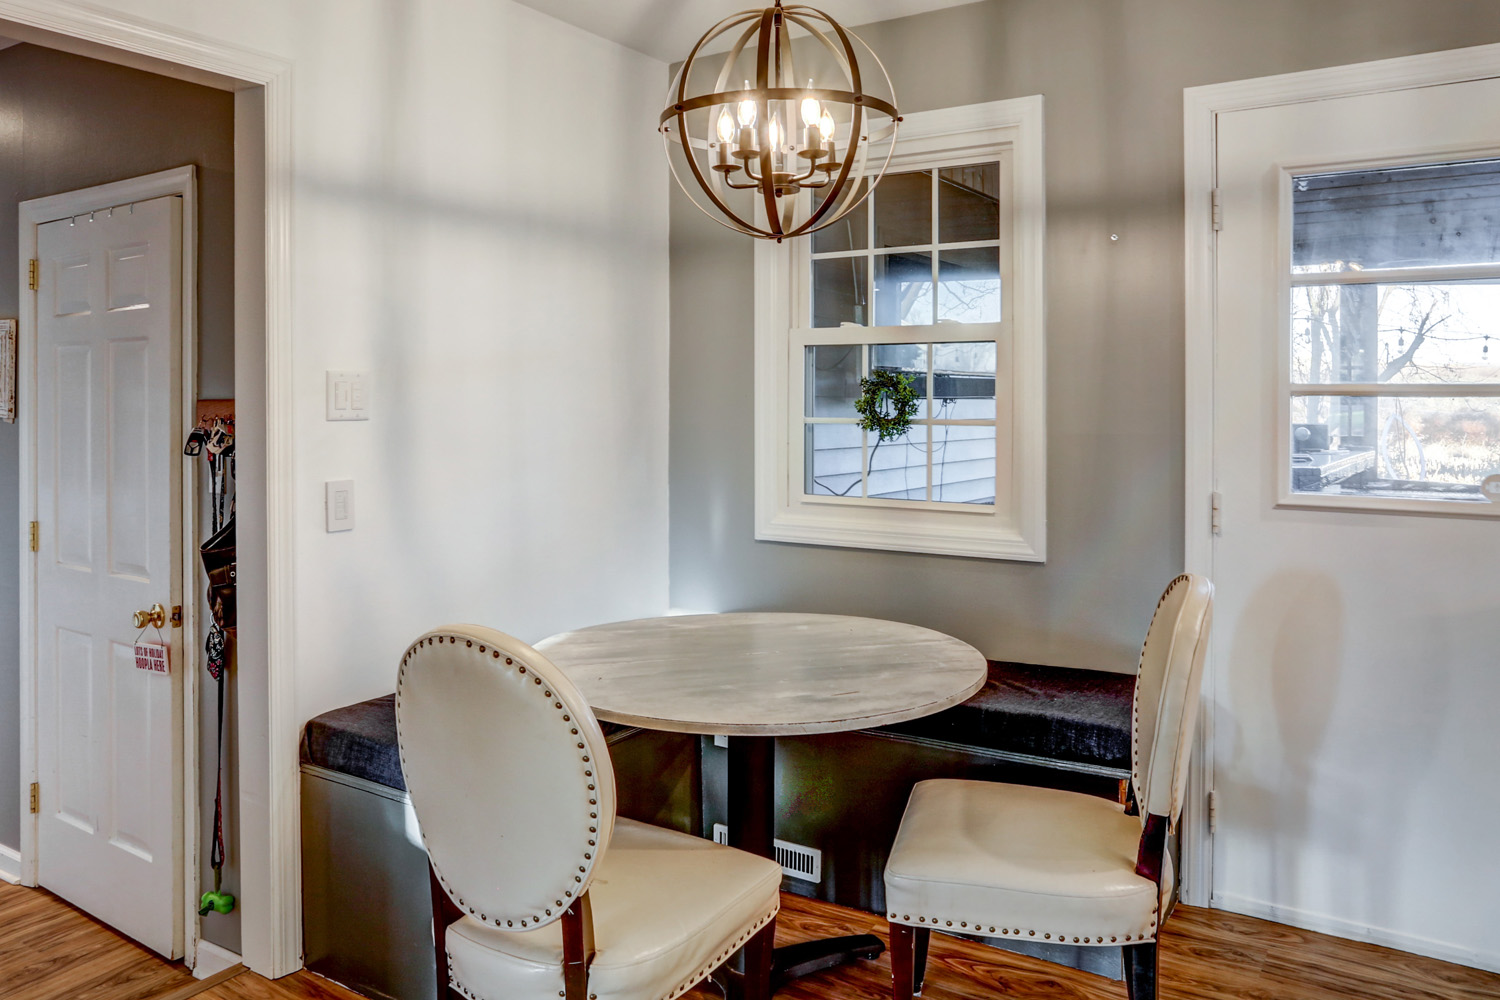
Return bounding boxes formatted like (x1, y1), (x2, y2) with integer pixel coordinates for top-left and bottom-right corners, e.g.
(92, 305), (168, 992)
(327, 370), (372, 421)
(326, 480), (355, 532)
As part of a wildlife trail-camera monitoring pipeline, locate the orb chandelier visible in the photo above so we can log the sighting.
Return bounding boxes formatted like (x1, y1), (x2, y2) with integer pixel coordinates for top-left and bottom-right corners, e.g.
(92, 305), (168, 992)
(660, 1), (900, 242)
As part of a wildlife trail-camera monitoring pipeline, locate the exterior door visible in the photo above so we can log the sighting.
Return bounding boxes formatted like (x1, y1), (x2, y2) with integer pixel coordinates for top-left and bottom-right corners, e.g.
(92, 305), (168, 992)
(34, 194), (183, 957)
(1211, 77), (1500, 966)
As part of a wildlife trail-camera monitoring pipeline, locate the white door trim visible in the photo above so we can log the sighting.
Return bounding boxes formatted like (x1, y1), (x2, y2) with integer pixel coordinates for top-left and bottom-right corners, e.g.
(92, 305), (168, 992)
(1181, 40), (1500, 910)
(0, 0), (297, 977)
(21, 166), (196, 959)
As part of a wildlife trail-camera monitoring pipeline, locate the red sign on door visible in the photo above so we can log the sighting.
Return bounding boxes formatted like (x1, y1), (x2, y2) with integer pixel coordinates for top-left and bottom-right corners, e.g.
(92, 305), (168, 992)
(134, 642), (170, 675)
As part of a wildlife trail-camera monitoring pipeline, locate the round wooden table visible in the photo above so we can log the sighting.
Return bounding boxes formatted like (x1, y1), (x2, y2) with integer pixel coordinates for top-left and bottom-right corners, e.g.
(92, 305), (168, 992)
(536, 612), (987, 997)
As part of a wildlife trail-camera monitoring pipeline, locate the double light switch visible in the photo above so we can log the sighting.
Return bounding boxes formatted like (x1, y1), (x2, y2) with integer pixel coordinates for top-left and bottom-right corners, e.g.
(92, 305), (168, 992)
(326, 370), (371, 421)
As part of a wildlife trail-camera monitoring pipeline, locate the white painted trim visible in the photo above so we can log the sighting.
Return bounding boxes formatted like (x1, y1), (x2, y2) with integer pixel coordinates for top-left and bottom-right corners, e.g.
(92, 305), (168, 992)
(16, 217), (35, 890)
(1181, 41), (1500, 912)
(0, 0), (297, 977)
(1216, 892), (1500, 975)
(0, 843), (20, 884)
(755, 96), (1046, 561)
(192, 938), (243, 980)
(19, 164), (198, 960)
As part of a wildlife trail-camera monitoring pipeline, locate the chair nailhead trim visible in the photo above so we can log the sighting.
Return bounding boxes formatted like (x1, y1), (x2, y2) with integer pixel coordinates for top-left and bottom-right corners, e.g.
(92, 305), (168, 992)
(399, 631), (605, 929)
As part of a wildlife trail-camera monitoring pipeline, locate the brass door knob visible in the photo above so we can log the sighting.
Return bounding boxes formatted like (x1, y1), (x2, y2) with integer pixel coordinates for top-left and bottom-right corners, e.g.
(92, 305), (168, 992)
(133, 604), (168, 630)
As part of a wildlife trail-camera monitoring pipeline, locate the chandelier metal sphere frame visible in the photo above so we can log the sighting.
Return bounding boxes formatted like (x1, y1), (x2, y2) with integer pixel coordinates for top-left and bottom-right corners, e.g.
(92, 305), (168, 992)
(660, 1), (900, 242)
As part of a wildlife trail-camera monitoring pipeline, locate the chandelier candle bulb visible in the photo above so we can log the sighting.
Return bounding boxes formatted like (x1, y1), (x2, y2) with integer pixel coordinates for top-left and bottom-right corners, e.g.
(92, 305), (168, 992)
(819, 110), (838, 168)
(714, 109), (735, 168)
(800, 90), (822, 153)
(659, 0), (900, 241)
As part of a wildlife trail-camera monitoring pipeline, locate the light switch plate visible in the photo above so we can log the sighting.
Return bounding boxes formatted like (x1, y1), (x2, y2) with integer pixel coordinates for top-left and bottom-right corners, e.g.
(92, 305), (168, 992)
(326, 370), (371, 421)
(326, 480), (355, 532)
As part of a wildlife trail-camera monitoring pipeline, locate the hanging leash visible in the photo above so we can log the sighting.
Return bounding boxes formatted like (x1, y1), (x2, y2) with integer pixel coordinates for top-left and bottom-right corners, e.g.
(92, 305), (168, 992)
(189, 413), (237, 917)
(201, 621), (231, 915)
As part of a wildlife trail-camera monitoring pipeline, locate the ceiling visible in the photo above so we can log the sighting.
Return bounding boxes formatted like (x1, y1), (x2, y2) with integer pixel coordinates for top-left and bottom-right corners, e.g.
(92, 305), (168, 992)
(512, 0), (982, 62)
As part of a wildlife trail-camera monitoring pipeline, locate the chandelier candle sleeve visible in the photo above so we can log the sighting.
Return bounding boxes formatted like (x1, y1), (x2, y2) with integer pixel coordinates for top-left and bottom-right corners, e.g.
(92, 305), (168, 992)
(661, 1), (900, 241)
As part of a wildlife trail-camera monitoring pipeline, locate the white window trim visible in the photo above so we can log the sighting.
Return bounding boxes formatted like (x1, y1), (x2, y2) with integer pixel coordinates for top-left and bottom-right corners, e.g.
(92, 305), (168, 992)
(754, 96), (1047, 560)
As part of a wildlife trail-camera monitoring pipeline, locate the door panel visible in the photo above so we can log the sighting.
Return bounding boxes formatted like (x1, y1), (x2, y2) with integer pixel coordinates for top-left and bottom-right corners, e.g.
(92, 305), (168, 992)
(34, 194), (183, 958)
(1212, 77), (1500, 967)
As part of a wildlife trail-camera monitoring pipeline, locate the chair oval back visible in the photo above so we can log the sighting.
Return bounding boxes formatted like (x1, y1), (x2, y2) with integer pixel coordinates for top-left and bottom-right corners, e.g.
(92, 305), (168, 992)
(1131, 575), (1214, 826)
(395, 624), (617, 931)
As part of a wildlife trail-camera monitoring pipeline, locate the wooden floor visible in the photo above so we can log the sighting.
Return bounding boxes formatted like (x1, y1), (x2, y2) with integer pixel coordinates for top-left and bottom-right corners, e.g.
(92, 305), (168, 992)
(3, 879), (1498, 1000)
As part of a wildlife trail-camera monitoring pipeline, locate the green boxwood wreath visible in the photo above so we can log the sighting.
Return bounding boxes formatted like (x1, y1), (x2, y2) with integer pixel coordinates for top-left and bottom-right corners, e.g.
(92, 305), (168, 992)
(854, 369), (920, 442)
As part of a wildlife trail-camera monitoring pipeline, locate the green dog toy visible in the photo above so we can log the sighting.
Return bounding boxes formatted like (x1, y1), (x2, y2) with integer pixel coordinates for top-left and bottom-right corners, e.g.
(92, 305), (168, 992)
(198, 891), (235, 915)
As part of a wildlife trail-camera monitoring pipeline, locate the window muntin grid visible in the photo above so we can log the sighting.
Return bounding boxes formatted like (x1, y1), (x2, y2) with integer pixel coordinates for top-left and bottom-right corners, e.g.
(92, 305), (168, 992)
(810, 162), (1003, 328)
(1287, 158), (1500, 508)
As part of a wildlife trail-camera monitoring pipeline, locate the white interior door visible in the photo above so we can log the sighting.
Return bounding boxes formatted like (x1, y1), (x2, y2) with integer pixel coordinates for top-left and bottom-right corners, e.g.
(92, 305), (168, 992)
(1211, 78), (1500, 969)
(34, 195), (184, 958)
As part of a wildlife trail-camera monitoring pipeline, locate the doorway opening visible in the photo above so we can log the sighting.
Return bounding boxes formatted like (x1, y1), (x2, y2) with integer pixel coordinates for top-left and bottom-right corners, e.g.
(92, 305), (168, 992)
(0, 9), (293, 978)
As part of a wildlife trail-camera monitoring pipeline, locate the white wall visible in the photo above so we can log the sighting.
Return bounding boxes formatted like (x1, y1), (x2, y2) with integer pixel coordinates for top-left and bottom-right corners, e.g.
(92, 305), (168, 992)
(56, 0), (670, 708)
(42, 0), (670, 965)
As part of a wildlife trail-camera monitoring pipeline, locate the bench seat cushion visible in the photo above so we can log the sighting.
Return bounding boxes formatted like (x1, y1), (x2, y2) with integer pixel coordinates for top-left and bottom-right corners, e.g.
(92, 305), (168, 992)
(300, 662), (1131, 792)
(300, 695), (627, 792)
(877, 661), (1134, 772)
(301, 694), (406, 790)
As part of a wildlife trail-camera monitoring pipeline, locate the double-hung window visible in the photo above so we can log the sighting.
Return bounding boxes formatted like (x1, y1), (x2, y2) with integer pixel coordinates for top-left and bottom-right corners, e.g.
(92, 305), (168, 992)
(754, 98), (1046, 559)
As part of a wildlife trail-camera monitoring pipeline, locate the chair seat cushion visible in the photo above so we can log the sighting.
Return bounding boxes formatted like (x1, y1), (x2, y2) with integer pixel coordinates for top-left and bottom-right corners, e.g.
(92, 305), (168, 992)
(446, 819), (782, 1000)
(883, 779), (1159, 946)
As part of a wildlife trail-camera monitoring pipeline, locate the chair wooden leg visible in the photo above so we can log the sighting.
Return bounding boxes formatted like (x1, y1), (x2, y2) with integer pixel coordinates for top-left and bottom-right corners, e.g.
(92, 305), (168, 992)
(429, 864), (464, 1000)
(912, 926), (930, 995)
(1124, 941), (1158, 1000)
(890, 922), (915, 1000)
(740, 916), (776, 1000)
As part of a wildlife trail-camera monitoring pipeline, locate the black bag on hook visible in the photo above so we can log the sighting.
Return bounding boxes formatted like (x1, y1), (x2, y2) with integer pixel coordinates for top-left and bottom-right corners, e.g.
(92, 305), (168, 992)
(201, 517), (236, 630)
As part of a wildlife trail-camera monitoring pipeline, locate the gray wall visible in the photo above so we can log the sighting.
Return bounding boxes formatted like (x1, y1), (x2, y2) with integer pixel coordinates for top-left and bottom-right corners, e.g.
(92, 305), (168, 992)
(669, 0), (1500, 672)
(0, 43), (238, 950)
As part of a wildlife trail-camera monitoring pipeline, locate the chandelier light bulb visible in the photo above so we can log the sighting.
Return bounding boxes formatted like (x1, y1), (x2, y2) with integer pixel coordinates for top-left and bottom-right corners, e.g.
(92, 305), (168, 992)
(737, 81), (757, 128)
(801, 91), (821, 128)
(819, 109), (836, 141)
(717, 108), (736, 143)
(768, 115), (782, 149)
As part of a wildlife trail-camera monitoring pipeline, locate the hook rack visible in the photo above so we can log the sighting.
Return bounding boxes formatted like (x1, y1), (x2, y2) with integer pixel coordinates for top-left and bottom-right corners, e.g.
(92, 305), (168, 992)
(195, 398), (235, 432)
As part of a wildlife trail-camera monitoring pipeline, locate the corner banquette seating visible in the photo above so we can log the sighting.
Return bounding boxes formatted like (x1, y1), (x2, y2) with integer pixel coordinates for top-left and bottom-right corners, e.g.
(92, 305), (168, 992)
(882, 574), (1214, 1000)
(395, 624), (784, 1000)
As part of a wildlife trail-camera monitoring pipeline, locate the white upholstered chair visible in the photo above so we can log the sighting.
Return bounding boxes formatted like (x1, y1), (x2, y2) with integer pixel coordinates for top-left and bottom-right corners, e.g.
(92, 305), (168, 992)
(396, 625), (783, 1000)
(882, 574), (1214, 1000)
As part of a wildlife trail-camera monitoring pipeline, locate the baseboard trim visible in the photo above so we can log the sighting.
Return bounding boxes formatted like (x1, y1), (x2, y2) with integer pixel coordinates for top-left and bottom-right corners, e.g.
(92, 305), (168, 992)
(193, 939), (244, 980)
(0, 843), (20, 884)
(1215, 892), (1500, 975)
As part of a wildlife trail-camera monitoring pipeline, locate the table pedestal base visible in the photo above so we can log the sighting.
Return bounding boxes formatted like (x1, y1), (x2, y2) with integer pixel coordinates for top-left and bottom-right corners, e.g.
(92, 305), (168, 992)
(771, 934), (885, 987)
(712, 936), (887, 999)
(724, 737), (885, 996)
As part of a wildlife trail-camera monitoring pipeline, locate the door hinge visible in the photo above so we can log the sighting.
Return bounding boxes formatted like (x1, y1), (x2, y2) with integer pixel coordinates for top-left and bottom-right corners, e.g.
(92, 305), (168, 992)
(1210, 492), (1222, 535)
(1207, 789), (1219, 833)
(28, 521), (39, 552)
(27, 258), (39, 291)
(1210, 189), (1223, 231)
(170, 605), (183, 628)
(29, 782), (39, 815)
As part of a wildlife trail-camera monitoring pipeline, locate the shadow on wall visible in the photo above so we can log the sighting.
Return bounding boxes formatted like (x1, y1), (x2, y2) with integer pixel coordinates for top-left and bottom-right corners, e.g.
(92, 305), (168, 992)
(1222, 573), (1350, 911)
(288, 0), (670, 724)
